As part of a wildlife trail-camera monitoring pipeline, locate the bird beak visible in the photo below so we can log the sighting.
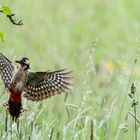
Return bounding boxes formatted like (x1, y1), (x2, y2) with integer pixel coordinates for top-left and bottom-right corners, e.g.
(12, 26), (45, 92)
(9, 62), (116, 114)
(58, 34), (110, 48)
(15, 60), (21, 64)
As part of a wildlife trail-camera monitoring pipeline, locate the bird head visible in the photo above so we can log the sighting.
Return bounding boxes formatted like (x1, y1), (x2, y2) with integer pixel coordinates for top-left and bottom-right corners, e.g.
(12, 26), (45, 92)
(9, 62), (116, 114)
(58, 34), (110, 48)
(15, 57), (30, 70)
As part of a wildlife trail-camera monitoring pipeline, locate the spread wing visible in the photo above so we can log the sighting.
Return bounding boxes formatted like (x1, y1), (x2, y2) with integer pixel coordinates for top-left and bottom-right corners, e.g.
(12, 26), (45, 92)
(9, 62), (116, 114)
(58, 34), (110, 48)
(23, 69), (72, 101)
(0, 53), (15, 88)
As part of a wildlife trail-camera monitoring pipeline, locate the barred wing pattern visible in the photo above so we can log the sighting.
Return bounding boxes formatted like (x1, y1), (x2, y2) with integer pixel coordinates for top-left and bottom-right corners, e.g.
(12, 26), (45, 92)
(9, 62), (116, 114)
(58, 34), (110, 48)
(23, 69), (72, 101)
(0, 53), (14, 87)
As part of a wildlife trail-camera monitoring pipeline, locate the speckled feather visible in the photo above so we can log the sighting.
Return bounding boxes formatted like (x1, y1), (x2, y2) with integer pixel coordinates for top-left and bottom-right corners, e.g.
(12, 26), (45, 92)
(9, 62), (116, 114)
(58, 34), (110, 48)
(23, 69), (72, 101)
(0, 53), (14, 87)
(0, 53), (72, 101)
(0, 53), (72, 121)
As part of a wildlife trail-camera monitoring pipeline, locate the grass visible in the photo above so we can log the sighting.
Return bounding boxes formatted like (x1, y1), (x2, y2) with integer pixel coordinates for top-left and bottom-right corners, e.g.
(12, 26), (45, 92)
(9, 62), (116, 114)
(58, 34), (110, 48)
(1, 0), (140, 139)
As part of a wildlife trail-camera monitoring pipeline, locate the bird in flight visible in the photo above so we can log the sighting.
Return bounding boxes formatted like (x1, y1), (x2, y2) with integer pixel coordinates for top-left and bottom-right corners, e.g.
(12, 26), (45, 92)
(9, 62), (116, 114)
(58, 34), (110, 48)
(0, 53), (72, 122)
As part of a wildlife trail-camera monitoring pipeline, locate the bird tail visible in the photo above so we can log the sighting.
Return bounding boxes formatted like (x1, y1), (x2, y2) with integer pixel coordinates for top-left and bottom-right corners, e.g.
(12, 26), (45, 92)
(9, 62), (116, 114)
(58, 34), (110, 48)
(3, 93), (24, 121)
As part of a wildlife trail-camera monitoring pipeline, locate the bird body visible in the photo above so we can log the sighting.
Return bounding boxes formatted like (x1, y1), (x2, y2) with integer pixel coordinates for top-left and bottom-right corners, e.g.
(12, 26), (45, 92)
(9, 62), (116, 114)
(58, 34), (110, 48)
(9, 64), (29, 94)
(7, 63), (29, 120)
(0, 53), (72, 121)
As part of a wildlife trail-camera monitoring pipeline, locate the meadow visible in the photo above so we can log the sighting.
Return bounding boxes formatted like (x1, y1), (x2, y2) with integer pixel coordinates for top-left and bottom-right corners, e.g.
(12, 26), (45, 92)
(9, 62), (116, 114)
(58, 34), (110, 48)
(0, 0), (140, 139)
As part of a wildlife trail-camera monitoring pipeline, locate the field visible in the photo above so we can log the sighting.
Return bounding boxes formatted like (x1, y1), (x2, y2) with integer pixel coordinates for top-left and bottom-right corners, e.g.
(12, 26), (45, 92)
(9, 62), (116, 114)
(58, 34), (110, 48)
(0, 0), (140, 139)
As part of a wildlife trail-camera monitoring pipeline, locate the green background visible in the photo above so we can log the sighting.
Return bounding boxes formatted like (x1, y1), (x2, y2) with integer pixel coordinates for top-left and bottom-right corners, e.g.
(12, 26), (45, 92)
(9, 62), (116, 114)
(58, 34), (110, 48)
(0, 0), (140, 139)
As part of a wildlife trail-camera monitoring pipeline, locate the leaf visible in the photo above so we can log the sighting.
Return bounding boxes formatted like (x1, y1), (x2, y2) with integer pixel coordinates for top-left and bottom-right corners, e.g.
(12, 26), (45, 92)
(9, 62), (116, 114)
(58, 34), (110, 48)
(0, 32), (4, 43)
(128, 93), (133, 98)
(132, 101), (139, 107)
(131, 83), (136, 94)
(2, 6), (12, 16)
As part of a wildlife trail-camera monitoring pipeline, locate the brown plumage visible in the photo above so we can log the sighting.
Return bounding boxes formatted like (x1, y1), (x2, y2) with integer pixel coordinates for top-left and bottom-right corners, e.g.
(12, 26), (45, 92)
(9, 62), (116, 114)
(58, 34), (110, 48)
(0, 53), (72, 121)
(24, 70), (72, 101)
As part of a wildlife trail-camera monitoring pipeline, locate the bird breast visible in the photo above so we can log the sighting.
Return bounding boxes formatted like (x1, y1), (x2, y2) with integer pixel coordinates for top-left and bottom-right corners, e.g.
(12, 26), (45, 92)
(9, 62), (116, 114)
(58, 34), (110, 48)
(9, 68), (28, 94)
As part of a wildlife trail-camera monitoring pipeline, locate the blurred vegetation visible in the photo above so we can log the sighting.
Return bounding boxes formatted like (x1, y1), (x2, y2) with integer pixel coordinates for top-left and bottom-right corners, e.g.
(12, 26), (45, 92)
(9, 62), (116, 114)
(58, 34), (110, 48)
(0, 0), (140, 139)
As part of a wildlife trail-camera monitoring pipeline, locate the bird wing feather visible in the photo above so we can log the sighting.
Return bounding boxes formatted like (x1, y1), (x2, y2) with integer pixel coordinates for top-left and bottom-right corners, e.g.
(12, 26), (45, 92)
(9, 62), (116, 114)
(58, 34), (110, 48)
(23, 69), (72, 101)
(0, 53), (15, 88)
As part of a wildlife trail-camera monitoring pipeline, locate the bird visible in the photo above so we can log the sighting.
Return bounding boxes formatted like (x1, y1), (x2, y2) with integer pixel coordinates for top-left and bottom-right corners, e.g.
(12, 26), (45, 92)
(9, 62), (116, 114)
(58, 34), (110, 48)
(0, 53), (72, 121)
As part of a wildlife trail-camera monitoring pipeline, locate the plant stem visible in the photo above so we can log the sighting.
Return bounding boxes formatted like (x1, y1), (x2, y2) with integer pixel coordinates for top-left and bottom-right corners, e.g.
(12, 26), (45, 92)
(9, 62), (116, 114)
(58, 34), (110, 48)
(134, 107), (137, 140)
(128, 112), (140, 125)
(134, 96), (137, 140)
